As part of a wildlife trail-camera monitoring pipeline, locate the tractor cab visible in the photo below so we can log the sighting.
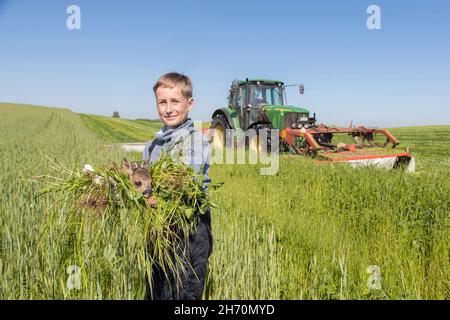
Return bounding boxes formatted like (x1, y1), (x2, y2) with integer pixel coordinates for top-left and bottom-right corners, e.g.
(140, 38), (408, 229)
(227, 79), (315, 130)
(228, 79), (285, 110)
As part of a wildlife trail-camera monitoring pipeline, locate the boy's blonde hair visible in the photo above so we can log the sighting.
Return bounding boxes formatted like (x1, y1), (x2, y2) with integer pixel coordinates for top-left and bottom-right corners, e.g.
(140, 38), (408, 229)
(153, 72), (193, 99)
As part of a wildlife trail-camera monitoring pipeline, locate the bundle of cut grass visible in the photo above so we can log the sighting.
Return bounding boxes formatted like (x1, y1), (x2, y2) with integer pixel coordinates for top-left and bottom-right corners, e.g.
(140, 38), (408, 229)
(37, 152), (214, 295)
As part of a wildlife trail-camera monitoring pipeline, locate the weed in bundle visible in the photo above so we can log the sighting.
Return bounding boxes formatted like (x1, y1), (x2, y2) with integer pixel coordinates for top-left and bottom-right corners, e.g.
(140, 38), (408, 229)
(36, 153), (215, 296)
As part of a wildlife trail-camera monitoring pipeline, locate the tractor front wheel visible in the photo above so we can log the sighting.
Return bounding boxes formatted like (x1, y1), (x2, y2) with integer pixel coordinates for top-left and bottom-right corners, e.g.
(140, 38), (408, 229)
(211, 114), (231, 149)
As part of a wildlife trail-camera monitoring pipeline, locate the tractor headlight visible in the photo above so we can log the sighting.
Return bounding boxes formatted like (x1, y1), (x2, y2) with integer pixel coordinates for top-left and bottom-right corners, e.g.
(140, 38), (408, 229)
(299, 115), (309, 122)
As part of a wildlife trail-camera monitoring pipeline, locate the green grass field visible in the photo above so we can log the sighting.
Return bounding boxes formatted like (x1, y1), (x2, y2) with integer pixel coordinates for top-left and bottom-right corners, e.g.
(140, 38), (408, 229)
(79, 114), (162, 143)
(79, 114), (210, 143)
(0, 103), (449, 299)
(390, 126), (450, 165)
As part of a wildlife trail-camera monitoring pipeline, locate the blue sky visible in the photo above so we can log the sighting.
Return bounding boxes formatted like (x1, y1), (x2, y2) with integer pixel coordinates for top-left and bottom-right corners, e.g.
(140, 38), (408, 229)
(0, 0), (449, 126)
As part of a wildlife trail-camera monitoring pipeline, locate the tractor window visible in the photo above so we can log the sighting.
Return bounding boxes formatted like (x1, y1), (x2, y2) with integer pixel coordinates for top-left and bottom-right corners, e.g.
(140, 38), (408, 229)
(228, 90), (238, 108)
(238, 87), (247, 108)
(250, 85), (284, 106)
(269, 87), (283, 105)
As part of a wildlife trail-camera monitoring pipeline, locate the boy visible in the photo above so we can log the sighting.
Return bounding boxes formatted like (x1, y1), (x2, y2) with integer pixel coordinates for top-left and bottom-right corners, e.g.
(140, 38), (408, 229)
(142, 72), (212, 300)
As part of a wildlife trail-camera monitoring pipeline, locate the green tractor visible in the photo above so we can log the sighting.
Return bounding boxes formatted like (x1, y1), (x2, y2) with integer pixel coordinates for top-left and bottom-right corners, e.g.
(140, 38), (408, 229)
(211, 79), (314, 151)
(209, 78), (415, 171)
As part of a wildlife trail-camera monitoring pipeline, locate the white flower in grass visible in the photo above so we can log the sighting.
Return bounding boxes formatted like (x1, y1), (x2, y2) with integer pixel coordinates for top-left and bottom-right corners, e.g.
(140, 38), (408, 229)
(83, 164), (104, 185)
(83, 164), (95, 173)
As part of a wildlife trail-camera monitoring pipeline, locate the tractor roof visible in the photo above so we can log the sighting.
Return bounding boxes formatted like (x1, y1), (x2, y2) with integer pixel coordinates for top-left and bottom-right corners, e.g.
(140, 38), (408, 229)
(238, 79), (284, 85)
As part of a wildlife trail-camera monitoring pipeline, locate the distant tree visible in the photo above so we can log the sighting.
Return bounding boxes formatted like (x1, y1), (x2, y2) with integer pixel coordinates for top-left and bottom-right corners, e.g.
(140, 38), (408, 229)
(112, 111), (120, 118)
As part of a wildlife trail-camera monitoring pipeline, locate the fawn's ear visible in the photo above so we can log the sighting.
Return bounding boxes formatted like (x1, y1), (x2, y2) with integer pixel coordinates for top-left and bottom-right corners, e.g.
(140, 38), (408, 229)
(142, 159), (150, 171)
(122, 158), (132, 176)
(130, 161), (139, 171)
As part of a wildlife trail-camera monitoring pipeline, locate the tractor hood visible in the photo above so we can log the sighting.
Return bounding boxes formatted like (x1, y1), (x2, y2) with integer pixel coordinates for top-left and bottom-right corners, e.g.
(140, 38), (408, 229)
(258, 105), (312, 131)
(260, 105), (310, 114)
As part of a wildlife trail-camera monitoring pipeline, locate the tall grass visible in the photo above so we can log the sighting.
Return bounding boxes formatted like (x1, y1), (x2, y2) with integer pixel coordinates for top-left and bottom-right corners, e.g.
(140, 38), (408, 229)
(207, 159), (449, 299)
(0, 103), (448, 299)
(0, 104), (140, 298)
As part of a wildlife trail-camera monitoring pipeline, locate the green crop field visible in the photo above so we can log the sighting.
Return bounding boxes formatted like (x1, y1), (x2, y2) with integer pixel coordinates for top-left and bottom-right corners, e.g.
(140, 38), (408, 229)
(79, 114), (211, 143)
(0, 103), (449, 299)
(79, 114), (163, 143)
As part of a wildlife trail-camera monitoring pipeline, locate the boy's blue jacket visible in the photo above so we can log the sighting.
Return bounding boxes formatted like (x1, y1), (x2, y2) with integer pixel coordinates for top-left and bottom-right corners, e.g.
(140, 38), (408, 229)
(142, 118), (211, 191)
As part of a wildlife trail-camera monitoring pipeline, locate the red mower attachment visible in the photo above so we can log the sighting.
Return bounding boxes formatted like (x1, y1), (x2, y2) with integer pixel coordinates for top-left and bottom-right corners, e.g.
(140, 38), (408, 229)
(280, 125), (415, 172)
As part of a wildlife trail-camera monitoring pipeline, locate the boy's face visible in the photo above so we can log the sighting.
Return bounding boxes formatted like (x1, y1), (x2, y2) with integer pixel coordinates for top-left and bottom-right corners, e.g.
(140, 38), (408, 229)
(155, 86), (194, 128)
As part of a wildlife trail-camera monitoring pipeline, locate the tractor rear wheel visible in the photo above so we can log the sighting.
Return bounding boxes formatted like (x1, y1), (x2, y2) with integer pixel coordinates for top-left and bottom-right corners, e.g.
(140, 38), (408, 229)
(248, 125), (272, 154)
(211, 114), (231, 149)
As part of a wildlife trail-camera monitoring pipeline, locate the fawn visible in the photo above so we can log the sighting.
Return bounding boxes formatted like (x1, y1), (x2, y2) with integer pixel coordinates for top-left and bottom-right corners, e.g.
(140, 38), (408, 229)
(122, 158), (157, 207)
